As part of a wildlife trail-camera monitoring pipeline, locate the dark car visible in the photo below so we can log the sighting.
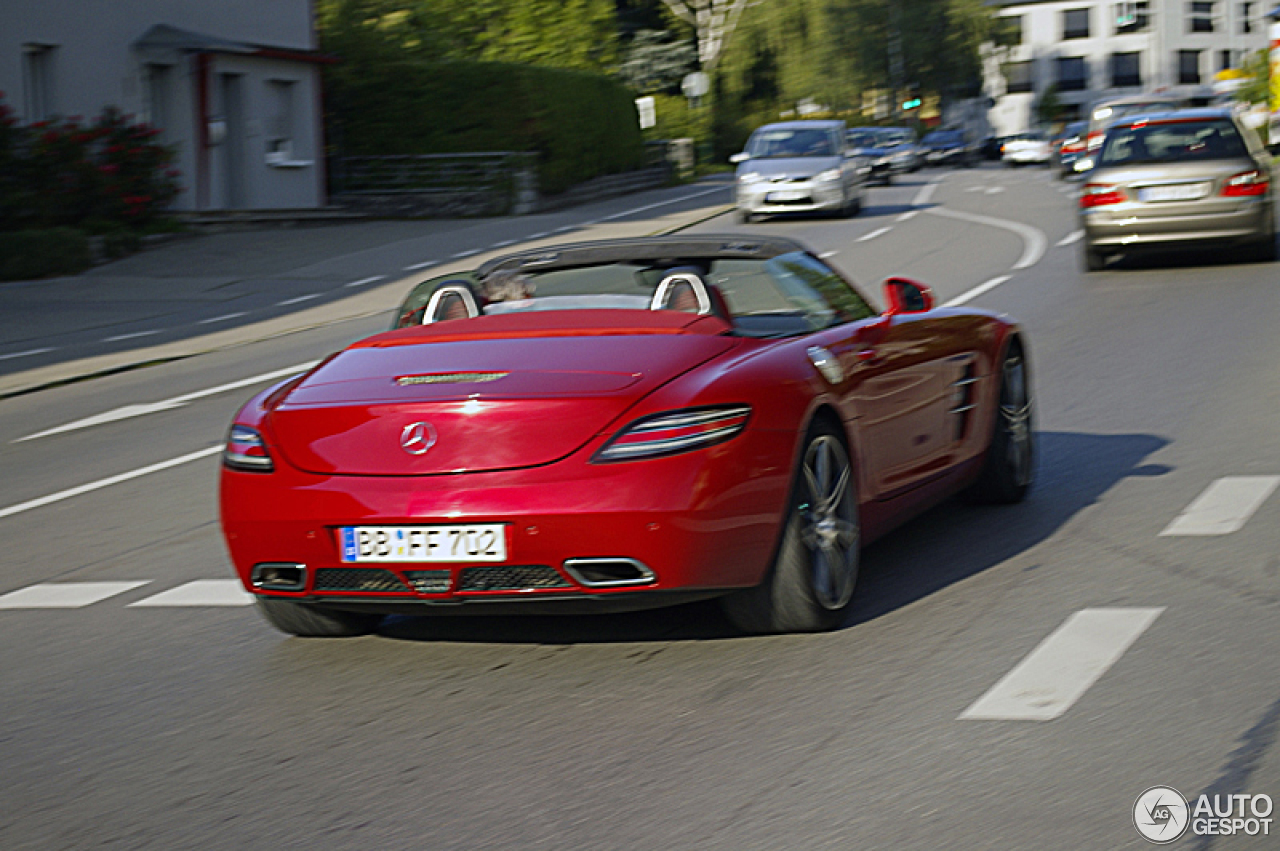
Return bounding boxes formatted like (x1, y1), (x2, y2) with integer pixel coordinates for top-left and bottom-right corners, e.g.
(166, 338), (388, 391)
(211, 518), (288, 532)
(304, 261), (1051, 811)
(1052, 120), (1088, 178)
(847, 128), (895, 184)
(922, 130), (975, 167)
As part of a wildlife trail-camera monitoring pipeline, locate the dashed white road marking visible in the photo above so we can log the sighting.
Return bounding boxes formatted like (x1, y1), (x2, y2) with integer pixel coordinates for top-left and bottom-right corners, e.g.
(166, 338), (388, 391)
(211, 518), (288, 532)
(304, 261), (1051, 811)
(554, 225), (576, 233)
(1159, 476), (1280, 536)
(818, 250), (839, 259)
(959, 607), (1164, 721)
(17, 361), (317, 442)
(896, 210), (919, 222)
(0, 447), (221, 521)
(0, 581), (150, 609)
(277, 293), (321, 306)
(943, 275), (1011, 308)
(1056, 230), (1084, 247)
(344, 275), (386, 288)
(528, 231), (550, 239)
(452, 248), (481, 259)
(597, 184), (729, 222)
(128, 580), (252, 607)
(912, 181), (940, 207)
(491, 239), (516, 248)
(104, 330), (161, 342)
(403, 259), (438, 272)
(857, 227), (892, 242)
(923, 206), (1047, 270)
(0, 347), (55, 361)
(198, 312), (247, 325)
(985, 186), (1005, 195)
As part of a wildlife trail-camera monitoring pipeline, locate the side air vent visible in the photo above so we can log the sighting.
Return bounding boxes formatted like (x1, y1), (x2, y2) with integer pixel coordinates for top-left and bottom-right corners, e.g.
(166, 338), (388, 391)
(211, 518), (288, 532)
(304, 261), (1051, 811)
(950, 362), (979, 441)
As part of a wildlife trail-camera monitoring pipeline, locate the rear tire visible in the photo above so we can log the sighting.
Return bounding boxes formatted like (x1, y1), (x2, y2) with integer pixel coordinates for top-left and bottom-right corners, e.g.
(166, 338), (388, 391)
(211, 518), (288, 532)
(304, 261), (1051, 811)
(735, 208), (752, 225)
(721, 420), (859, 634)
(1082, 243), (1106, 272)
(966, 344), (1034, 504)
(254, 597), (382, 637)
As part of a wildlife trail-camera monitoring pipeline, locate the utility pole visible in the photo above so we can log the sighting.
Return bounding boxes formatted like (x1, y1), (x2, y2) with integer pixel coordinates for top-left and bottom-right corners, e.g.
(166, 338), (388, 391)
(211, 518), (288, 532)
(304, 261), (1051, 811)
(888, 0), (905, 120)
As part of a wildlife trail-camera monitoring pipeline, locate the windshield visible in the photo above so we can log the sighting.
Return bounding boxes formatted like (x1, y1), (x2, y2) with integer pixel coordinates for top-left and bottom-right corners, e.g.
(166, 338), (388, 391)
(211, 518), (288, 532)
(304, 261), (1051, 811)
(395, 252), (876, 337)
(746, 127), (837, 159)
(1099, 119), (1248, 165)
(847, 130), (884, 148)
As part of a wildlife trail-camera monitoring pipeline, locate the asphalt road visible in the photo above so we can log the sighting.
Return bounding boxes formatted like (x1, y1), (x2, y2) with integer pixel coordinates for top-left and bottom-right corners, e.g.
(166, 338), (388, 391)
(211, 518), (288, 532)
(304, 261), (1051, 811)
(2, 165), (1278, 850)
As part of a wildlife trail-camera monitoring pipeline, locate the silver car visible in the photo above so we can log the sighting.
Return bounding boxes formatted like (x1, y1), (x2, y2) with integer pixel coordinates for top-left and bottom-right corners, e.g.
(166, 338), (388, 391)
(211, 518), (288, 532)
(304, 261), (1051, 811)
(1080, 107), (1276, 270)
(732, 120), (865, 223)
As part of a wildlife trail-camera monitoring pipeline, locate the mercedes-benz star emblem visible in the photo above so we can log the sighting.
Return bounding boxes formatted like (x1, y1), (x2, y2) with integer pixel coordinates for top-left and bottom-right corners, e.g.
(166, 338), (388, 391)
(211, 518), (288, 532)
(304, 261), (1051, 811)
(400, 421), (437, 456)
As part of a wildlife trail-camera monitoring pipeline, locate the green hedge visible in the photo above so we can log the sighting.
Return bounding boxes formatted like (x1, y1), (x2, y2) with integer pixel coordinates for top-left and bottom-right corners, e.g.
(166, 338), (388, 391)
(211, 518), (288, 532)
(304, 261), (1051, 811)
(0, 228), (92, 281)
(331, 60), (647, 195)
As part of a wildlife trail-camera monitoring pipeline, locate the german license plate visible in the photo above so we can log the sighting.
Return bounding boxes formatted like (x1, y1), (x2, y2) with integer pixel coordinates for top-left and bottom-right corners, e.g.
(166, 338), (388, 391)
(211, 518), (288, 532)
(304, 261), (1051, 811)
(1138, 183), (1209, 202)
(767, 190), (807, 202)
(339, 525), (507, 563)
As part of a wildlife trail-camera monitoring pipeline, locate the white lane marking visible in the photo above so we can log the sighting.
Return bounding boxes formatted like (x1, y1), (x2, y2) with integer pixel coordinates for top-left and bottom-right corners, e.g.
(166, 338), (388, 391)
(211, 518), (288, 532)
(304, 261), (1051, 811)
(912, 180), (940, 207)
(16, 361), (317, 442)
(959, 608), (1164, 721)
(923, 206), (1047, 270)
(277, 293), (321, 306)
(129, 580), (253, 607)
(554, 225), (576, 233)
(198, 312), (247, 325)
(403, 259), (438, 272)
(344, 275), (386, 288)
(1159, 476), (1280, 536)
(0, 347), (55, 361)
(0, 447), (222, 521)
(491, 240), (516, 248)
(985, 186), (1005, 195)
(857, 227), (892, 242)
(452, 248), (481, 259)
(104, 330), (161, 342)
(818, 250), (839, 259)
(0, 581), (150, 609)
(1056, 230), (1084, 247)
(896, 210), (919, 222)
(965, 186), (983, 193)
(943, 275), (1011, 307)
(528, 231), (550, 239)
(596, 184), (730, 222)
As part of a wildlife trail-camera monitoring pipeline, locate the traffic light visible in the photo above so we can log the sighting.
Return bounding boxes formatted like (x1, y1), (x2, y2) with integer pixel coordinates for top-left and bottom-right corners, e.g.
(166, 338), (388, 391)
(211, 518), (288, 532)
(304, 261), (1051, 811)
(902, 97), (922, 110)
(902, 84), (921, 111)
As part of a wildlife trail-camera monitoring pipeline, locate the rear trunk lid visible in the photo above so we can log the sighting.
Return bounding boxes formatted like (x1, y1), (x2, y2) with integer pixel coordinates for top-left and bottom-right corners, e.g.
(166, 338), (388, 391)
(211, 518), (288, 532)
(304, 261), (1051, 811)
(267, 311), (738, 475)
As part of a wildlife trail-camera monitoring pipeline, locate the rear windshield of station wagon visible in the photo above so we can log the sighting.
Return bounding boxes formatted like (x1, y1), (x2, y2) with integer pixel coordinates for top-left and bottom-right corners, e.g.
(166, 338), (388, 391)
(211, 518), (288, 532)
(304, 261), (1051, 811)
(1099, 119), (1249, 166)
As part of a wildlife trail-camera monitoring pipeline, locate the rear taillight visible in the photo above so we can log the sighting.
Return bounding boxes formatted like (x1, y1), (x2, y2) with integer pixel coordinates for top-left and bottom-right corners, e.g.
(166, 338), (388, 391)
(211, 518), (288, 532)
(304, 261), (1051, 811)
(1087, 131), (1104, 151)
(224, 425), (274, 472)
(593, 406), (751, 463)
(1081, 183), (1126, 208)
(1222, 170), (1269, 197)
(1062, 140), (1084, 154)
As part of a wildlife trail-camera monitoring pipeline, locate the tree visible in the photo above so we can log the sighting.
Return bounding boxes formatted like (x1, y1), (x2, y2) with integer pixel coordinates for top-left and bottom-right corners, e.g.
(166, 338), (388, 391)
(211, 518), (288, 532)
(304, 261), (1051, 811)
(617, 30), (699, 93)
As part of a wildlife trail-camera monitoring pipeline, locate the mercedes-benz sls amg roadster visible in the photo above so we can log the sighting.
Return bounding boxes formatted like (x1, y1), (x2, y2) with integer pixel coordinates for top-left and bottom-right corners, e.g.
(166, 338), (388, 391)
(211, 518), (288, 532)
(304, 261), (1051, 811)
(219, 235), (1033, 637)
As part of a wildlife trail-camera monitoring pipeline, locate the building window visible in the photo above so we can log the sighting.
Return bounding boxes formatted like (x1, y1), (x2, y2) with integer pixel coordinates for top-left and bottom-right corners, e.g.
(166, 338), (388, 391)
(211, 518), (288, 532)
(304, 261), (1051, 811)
(266, 79), (296, 162)
(1218, 49), (1234, 71)
(1178, 49), (1201, 83)
(1240, 2), (1253, 32)
(142, 64), (171, 138)
(1063, 8), (1091, 39)
(22, 44), (57, 122)
(1188, 1), (1215, 32)
(1005, 61), (1033, 93)
(1111, 52), (1142, 87)
(1004, 15), (1024, 45)
(1115, 1), (1151, 33)
(1057, 56), (1089, 91)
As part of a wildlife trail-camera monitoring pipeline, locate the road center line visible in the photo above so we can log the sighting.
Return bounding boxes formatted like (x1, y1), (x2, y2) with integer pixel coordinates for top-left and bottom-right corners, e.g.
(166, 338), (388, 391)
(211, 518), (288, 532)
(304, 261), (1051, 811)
(0, 446), (222, 521)
(944, 275), (1011, 307)
(403, 259), (438, 272)
(104, 330), (161, 342)
(597, 184), (730, 222)
(959, 608), (1164, 721)
(923, 206), (1047, 270)
(1057, 230), (1084, 247)
(896, 210), (919, 222)
(1159, 476), (1280, 536)
(0, 347), (55, 361)
(344, 275), (386, 288)
(198, 312), (247, 325)
(857, 227), (892, 242)
(16, 361), (318, 442)
(277, 293), (321, 306)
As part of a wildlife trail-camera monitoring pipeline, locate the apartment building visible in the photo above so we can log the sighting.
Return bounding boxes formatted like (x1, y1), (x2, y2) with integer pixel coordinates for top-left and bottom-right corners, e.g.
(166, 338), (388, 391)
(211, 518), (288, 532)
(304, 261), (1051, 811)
(0, 1), (329, 211)
(985, 0), (1272, 135)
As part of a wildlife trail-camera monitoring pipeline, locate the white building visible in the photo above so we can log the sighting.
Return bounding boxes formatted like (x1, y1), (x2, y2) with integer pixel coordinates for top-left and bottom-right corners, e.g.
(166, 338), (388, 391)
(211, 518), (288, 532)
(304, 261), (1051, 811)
(0, 1), (329, 211)
(985, 0), (1271, 135)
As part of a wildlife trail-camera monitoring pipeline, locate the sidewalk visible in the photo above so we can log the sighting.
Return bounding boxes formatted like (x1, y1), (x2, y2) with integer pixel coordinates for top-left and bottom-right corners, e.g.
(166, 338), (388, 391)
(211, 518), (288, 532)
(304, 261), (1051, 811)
(0, 178), (735, 398)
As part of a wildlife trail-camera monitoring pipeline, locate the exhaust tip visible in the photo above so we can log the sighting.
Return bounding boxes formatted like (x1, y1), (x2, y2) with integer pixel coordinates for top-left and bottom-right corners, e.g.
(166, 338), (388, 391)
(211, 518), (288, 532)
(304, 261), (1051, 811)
(250, 563), (307, 592)
(563, 558), (655, 588)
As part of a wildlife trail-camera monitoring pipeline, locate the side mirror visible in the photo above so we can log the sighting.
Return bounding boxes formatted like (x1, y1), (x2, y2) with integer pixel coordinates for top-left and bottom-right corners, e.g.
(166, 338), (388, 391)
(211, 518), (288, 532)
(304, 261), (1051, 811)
(729, 152), (750, 164)
(883, 277), (935, 315)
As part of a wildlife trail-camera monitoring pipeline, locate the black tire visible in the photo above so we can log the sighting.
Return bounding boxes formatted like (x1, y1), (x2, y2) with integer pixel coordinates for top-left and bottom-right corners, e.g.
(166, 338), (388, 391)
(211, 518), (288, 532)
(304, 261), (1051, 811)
(1082, 243), (1106, 272)
(735, 208), (752, 225)
(721, 420), (859, 634)
(966, 343), (1034, 504)
(1254, 238), (1277, 263)
(254, 597), (382, 637)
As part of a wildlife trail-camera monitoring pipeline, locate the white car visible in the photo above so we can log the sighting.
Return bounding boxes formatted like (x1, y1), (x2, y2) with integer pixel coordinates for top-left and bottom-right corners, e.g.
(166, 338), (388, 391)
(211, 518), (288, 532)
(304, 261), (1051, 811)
(1002, 132), (1051, 166)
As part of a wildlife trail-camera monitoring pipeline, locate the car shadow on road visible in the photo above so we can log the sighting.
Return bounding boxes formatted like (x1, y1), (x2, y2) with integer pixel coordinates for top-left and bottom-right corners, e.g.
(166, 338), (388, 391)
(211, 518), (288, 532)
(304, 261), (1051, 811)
(1101, 239), (1278, 271)
(377, 430), (1170, 645)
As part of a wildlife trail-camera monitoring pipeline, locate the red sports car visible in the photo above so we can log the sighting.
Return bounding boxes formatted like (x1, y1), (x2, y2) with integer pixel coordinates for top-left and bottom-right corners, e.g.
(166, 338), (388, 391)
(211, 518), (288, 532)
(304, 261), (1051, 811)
(219, 235), (1033, 637)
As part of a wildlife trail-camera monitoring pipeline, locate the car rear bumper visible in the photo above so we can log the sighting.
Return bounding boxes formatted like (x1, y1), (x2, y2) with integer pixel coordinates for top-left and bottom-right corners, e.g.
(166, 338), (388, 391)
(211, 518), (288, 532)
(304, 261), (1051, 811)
(1083, 199), (1272, 249)
(220, 427), (794, 612)
(737, 179), (847, 215)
